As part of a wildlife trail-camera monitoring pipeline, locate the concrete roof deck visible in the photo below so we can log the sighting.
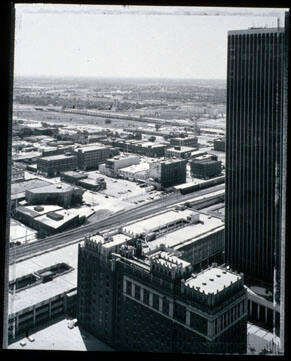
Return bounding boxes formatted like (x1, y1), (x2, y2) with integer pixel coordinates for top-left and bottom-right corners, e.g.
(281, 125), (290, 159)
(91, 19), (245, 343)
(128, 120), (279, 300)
(61, 170), (87, 178)
(28, 183), (73, 194)
(102, 234), (130, 249)
(148, 213), (224, 250)
(167, 146), (197, 152)
(39, 154), (76, 161)
(9, 243), (79, 315)
(119, 163), (150, 173)
(185, 267), (241, 295)
(35, 209), (79, 229)
(78, 178), (101, 186)
(16, 205), (62, 218)
(123, 209), (195, 236)
(77, 144), (108, 152)
(154, 252), (191, 269)
(228, 27), (284, 35)
(11, 178), (53, 196)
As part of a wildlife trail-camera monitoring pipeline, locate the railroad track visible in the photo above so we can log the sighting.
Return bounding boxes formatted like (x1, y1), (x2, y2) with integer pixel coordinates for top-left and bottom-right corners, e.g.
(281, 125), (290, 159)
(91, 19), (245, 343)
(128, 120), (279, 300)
(9, 184), (224, 264)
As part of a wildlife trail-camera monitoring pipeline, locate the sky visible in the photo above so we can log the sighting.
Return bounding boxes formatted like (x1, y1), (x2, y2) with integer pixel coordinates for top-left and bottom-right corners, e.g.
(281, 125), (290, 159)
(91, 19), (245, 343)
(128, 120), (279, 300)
(14, 5), (287, 80)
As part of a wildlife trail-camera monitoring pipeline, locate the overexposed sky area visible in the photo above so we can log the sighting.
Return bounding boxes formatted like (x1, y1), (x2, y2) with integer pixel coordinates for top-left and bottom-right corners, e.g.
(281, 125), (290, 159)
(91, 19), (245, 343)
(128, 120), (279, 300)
(14, 5), (287, 79)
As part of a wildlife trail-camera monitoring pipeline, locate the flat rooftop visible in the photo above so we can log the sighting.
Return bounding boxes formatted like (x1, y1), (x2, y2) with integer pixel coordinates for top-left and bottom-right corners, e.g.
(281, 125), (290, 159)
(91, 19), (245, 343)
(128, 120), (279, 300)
(88, 233), (130, 249)
(228, 27), (284, 35)
(148, 213), (224, 251)
(185, 267), (241, 295)
(39, 154), (76, 161)
(150, 158), (186, 166)
(192, 158), (219, 164)
(123, 209), (195, 236)
(35, 209), (79, 229)
(191, 150), (208, 156)
(102, 234), (131, 249)
(77, 144), (108, 153)
(13, 152), (42, 161)
(78, 178), (101, 186)
(16, 205), (62, 218)
(120, 163), (150, 173)
(27, 183), (73, 194)
(9, 243), (79, 315)
(11, 178), (53, 197)
(167, 146), (196, 153)
(172, 136), (197, 140)
(110, 155), (139, 160)
(153, 251), (191, 269)
(61, 170), (88, 179)
(141, 142), (166, 149)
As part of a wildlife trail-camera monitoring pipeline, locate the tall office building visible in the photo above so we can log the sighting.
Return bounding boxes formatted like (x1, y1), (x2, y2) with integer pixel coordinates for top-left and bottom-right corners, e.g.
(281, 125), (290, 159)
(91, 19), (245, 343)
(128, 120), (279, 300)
(225, 18), (288, 351)
(225, 26), (286, 285)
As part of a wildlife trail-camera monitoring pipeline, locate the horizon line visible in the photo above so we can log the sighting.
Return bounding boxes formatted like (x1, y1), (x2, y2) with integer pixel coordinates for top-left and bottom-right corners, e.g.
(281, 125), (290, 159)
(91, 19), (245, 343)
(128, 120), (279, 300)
(14, 74), (227, 81)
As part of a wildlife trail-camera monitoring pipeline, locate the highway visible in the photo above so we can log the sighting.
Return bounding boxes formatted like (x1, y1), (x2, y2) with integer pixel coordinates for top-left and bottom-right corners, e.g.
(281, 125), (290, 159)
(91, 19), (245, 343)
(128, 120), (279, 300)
(9, 183), (224, 264)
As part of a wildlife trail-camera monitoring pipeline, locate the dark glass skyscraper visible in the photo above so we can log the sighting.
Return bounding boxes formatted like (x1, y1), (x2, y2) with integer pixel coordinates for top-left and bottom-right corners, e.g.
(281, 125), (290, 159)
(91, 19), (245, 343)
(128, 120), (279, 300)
(225, 26), (286, 287)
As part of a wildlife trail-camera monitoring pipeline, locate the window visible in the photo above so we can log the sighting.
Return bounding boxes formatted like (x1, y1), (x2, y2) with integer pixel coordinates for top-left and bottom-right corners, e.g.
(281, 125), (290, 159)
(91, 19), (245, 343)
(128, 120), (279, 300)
(143, 289), (149, 305)
(126, 280), (132, 295)
(153, 293), (159, 310)
(135, 285), (141, 300)
(162, 298), (169, 315)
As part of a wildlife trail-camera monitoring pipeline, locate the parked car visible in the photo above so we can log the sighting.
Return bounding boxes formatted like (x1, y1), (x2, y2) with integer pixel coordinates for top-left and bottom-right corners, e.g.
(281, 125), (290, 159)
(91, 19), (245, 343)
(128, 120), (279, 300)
(20, 340), (26, 347)
(28, 336), (35, 342)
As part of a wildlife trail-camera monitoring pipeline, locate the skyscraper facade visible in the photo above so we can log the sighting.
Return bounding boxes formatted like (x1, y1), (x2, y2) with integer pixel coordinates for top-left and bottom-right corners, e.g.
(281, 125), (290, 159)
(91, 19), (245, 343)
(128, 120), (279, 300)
(225, 27), (286, 288)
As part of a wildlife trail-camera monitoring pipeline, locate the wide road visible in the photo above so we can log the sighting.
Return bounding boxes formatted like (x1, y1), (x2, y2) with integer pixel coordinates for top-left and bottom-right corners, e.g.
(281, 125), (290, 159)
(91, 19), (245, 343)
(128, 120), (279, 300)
(9, 183), (224, 264)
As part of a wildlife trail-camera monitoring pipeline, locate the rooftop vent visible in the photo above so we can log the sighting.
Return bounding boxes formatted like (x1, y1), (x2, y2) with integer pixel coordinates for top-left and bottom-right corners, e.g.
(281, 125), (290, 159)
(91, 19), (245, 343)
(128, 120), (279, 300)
(34, 206), (44, 212)
(47, 212), (64, 221)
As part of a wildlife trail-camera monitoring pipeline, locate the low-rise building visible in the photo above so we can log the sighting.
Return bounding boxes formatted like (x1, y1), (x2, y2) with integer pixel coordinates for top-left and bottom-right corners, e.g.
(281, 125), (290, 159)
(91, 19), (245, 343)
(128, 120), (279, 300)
(75, 144), (114, 170)
(37, 154), (78, 177)
(149, 158), (187, 188)
(190, 150), (208, 159)
(190, 158), (222, 179)
(213, 138), (226, 152)
(170, 136), (198, 148)
(11, 166), (25, 183)
(40, 145), (74, 157)
(109, 139), (167, 158)
(99, 155), (140, 177)
(14, 205), (82, 237)
(77, 177), (106, 191)
(8, 244), (79, 340)
(25, 183), (83, 208)
(117, 163), (150, 181)
(11, 178), (52, 209)
(165, 146), (197, 159)
(60, 171), (88, 185)
(135, 142), (167, 158)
